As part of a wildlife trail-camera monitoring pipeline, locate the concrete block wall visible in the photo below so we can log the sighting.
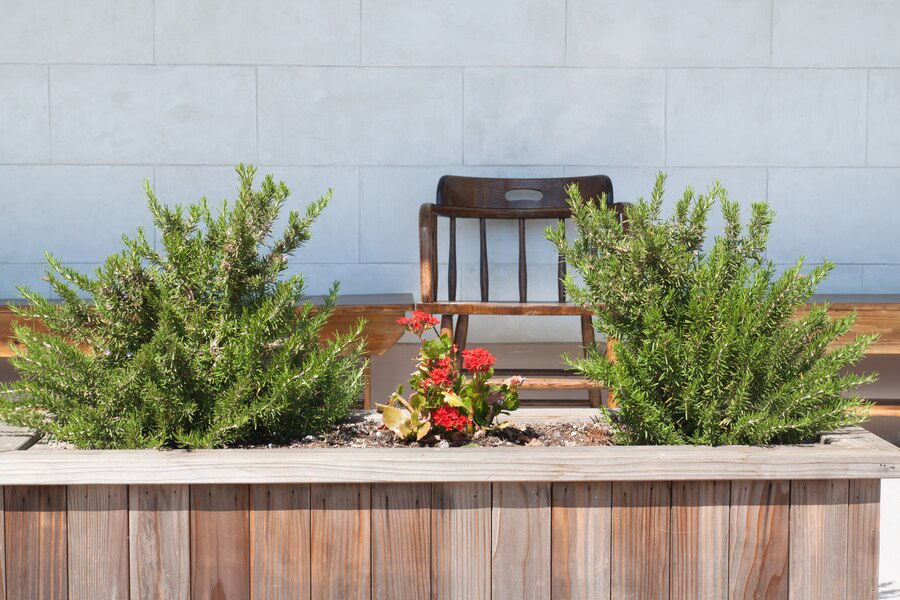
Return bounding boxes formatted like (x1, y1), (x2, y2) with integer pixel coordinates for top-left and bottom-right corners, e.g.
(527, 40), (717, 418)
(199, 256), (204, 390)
(1, 0), (899, 343)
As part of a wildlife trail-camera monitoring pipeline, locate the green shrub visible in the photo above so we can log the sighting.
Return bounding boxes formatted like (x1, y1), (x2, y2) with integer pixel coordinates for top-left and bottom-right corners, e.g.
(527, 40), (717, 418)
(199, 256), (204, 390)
(1, 165), (365, 448)
(547, 173), (876, 446)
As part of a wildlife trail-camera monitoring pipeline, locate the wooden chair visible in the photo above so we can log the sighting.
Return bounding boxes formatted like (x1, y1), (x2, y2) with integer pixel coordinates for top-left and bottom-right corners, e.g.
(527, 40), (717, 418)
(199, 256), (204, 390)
(417, 175), (628, 408)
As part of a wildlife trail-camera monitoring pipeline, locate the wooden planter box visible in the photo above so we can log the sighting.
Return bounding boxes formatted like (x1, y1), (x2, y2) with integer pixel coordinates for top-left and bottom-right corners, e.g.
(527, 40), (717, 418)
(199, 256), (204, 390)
(0, 420), (896, 600)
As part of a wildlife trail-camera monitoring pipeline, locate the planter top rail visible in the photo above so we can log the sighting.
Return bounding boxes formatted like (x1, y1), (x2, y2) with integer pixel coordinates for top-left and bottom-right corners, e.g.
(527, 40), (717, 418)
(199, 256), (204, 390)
(0, 416), (895, 485)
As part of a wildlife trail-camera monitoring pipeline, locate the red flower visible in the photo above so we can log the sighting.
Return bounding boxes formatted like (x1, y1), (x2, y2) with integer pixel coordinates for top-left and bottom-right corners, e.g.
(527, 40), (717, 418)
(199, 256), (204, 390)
(397, 311), (439, 333)
(462, 348), (495, 372)
(432, 404), (471, 432)
(423, 366), (454, 390)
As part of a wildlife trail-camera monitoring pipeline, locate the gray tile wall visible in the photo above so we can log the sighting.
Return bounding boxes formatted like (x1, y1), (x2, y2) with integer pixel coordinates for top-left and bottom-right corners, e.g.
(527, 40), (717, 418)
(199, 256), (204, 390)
(1, 0), (899, 341)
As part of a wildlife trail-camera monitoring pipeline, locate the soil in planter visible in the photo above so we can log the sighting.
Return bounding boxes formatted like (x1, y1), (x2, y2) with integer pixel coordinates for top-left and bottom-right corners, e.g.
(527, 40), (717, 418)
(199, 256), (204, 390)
(274, 419), (615, 449)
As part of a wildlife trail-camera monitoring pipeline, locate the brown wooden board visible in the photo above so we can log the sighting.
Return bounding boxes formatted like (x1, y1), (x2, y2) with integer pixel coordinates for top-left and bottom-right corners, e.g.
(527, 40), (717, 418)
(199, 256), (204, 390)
(491, 482), (551, 600)
(431, 482), (490, 600)
(847, 479), (880, 600)
(610, 482), (670, 600)
(0, 486), (5, 600)
(249, 484), (311, 600)
(3, 486), (67, 600)
(789, 479), (850, 600)
(129, 484), (190, 600)
(310, 484), (371, 600)
(67, 485), (129, 600)
(372, 483), (431, 600)
(190, 484), (251, 600)
(728, 481), (790, 600)
(551, 482), (611, 600)
(669, 480), (729, 600)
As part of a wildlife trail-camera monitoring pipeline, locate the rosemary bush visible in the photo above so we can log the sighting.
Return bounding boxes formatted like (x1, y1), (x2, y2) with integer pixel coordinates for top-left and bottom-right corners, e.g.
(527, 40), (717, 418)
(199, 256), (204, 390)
(547, 173), (876, 446)
(1, 165), (365, 448)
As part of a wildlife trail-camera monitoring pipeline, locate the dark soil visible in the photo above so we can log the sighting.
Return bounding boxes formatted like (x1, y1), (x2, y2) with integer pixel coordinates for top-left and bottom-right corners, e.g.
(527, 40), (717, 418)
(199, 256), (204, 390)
(277, 418), (615, 449)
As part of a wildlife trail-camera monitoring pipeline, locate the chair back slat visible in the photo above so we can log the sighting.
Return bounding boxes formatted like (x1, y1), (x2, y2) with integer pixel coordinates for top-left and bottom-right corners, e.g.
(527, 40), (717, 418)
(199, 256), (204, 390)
(479, 218), (489, 301)
(557, 218), (566, 303)
(518, 218), (527, 303)
(448, 217), (457, 301)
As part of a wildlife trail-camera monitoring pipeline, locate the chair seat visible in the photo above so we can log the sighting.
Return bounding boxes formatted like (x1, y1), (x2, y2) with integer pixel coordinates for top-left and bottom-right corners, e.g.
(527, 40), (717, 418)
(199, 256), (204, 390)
(417, 301), (590, 316)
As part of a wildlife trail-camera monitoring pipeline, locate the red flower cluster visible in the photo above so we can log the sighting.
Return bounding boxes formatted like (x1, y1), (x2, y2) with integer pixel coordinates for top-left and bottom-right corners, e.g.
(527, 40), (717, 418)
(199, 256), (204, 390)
(397, 311), (439, 334)
(432, 404), (471, 432)
(423, 366), (454, 390)
(462, 348), (496, 372)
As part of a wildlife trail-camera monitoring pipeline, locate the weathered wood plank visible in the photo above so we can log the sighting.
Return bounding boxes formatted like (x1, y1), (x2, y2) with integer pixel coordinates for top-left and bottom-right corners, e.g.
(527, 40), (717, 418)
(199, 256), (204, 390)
(372, 483), (430, 600)
(789, 479), (850, 600)
(0, 486), (5, 600)
(669, 481), (729, 600)
(1, 426), (895, 484)
(3, 486), (67, 600)
(729, 481), (789, 600)
(0, 424), (41, 452)
(847, 479), (880, 600)
(129, 485), (190, 600)
(610, 482), (670, 600)
(249, 485), (310, 600)
(491, 482), (551, 600)
(67, 485), (128, 600)
(191, 484), (250, 600)
(310, 484), (370, 600)
(431, 482), (490, 600)
(551, 482), (611, 600)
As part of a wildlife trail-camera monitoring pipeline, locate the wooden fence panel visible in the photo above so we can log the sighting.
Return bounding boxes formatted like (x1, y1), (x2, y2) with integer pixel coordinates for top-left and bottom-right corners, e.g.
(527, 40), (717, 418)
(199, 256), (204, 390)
(728, 481), (790, 600)
(3, 486), (67, 600)
(310, 484), (371, 600)
(551, 482), (611, 600)
(670, 481), (729, 600)
(67, 485), (128, 600)
(250, 484), (311, 600)
(372, 483), (431, 600)
(790, 479), (850, 600)
(191, 484), (251, 600)
(491, 482), (551, 600)
(611, 482), (670, 600)
(431, 482), (490, 600)
(129, 485), (190, 600)
(848, 479), (880, 600)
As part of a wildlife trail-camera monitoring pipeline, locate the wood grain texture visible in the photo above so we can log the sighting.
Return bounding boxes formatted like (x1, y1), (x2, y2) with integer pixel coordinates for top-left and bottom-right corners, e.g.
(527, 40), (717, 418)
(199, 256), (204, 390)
(847, 479), (880, 600)
(431, 482), (490, 600)
(3, 486), (67, 600)
(249, 485), (310, 600)
(728, 481), (790, 600)
(669, 481), (729, 600)
(419, 203), (437, 302)
(310, 484), (371, 600)
(67, 485), (128, 600)
(190, 484), (250, 600)
(129, 485), (190, 600)
(789, 479), (850, 600)
(0, 426), (896, 484)
(551, 482), (611, 600)
(491, 482), (551, 600)
(372, 483), (430, 600)
(611, 482), (670, 600)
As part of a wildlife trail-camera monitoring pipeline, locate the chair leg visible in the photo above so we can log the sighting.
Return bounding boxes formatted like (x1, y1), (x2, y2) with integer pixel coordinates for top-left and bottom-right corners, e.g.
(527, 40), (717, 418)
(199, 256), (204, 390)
(580, 315), (602, 409)
(453, 315), (469, 367)
(440, 315), (454, 338)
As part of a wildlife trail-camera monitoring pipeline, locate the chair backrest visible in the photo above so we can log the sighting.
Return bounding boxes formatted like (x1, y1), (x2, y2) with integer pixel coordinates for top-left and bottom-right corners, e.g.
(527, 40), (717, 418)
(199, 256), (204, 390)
(432, 175), (613, 303)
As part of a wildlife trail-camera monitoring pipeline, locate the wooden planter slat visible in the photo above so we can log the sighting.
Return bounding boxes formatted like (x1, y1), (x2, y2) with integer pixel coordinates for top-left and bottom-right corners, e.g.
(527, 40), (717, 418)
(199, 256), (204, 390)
(3, 486), (67, 600)
(249, 484), (310, 600)
(128, 484), (190, 600)
(0, 487), (5, 600)
(789, 480), (851, 600)
(66, 485), (128, 600)
(670, 480), (730, 599)
(491, 482), (552, 600)
(848, 479), (880, 600)
(431, 482), (490, 600)
(372, 483), (431, 600)
(190, 484), (250, 600)
(550, 482), (611, 599)
(611, 481), (670, 600)
(310, 483), (370, 600)
(728, 481), (791, 599)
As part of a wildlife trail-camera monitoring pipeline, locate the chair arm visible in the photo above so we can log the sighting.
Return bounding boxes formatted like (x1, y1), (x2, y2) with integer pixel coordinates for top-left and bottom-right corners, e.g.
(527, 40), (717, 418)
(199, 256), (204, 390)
(611, 201), (631, 231)
(419, 203), (437, 302)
